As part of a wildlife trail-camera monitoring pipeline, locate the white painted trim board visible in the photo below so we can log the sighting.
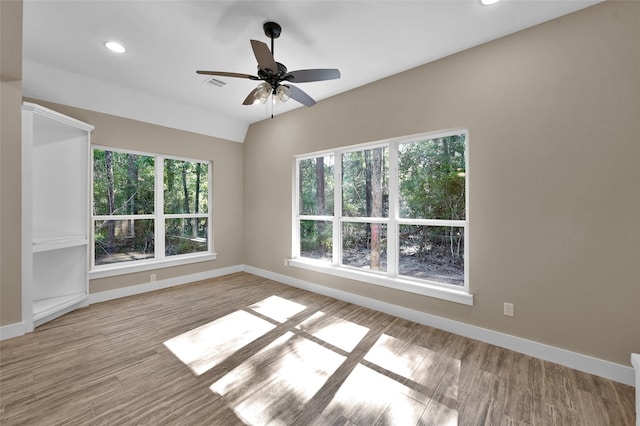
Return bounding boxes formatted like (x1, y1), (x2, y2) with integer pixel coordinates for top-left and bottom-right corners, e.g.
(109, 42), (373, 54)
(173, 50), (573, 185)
(0, 322), (26, 341)
(632, 353), (639, 425)
(0, 265), (243, 340)
(88, 264), (243, 304)
(1, 263), (635, 388)
(243, 265), (635, 387)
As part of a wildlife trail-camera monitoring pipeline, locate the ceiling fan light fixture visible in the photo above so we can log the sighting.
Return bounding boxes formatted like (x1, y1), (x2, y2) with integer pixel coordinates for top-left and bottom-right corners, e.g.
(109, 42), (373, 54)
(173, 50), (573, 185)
(275, 85), (290, 103)
(254, 82), (272, 104)
(104, 41), (126, 53)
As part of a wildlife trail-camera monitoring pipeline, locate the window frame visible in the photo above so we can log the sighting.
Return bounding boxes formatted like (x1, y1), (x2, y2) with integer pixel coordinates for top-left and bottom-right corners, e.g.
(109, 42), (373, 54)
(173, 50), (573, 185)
(90, 146), (216, 278)
(290, 129), (472, 305)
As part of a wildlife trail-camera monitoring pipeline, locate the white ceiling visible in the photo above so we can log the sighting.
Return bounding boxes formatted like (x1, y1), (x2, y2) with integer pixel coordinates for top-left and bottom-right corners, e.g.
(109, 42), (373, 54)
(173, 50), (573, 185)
(22, 0), (601, 143)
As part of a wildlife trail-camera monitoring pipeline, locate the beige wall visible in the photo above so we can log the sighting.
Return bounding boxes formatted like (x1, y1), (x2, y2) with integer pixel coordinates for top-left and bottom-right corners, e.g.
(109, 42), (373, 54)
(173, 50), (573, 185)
(243, 1), (640, 366)
(0, 0), (23, 326)
(3, 0), (638, 368)
(1, 0), (243, 327)
(27, 100), (245, 294)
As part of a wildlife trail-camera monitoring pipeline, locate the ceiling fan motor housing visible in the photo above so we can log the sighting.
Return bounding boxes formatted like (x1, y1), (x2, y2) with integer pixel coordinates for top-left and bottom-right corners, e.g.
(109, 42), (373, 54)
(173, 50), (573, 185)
(258, 62), (290, 93)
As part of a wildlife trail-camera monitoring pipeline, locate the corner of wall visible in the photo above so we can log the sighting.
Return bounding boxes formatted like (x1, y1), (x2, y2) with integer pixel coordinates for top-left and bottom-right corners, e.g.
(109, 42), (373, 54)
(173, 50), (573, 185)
(0, 0), (24, 328)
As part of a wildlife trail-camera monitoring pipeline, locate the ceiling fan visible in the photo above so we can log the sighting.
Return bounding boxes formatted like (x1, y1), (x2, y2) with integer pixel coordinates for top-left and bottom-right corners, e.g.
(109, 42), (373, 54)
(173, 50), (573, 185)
(197, 21), (340, 108)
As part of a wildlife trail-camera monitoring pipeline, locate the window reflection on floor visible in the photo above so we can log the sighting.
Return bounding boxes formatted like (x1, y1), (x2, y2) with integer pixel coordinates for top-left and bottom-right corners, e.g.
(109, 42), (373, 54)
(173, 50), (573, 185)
(364, 333), (431, 379)
(296, 311), (369, 353)
(248, 295), (307, 323)
(164, 294), (461, 424)
(163, 310), (275, 376)
(210, 331), (346, 425)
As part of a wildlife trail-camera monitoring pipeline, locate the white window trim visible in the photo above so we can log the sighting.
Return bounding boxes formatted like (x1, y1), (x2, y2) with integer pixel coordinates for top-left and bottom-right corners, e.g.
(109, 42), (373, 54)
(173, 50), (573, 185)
(89, 252), (217, 279)
(90, 146), (216, 276)
(288, 258), (472, 305)
(291, 129), (472, 305)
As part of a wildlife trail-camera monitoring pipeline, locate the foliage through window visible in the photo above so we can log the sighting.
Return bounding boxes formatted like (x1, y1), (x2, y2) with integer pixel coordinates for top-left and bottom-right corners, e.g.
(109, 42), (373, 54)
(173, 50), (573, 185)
(92, 147), (211, 269)
(295, 130), (468, 290)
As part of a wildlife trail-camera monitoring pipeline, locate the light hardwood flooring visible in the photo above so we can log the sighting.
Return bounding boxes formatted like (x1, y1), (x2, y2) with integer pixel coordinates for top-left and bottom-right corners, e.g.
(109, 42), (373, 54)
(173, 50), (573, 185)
(0, 272), (635, 425)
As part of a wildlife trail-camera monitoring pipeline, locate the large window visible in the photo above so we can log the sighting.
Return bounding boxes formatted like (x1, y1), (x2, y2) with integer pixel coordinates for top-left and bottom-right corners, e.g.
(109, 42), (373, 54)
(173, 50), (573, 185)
(91, 147), (213, 274)
(293, 130), (470, 303)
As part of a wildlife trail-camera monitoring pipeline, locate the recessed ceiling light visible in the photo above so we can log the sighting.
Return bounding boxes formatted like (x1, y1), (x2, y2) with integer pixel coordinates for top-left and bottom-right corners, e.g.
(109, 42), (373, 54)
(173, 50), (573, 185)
(104, 41), (126, 53)
(481, 0), (501, 5)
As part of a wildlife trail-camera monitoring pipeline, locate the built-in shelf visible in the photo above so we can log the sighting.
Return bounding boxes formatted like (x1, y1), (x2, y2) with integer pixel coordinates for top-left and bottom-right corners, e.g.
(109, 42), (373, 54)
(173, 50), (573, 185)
(33, 293), (87, 322)
(33, 235), (88, 253)
(22, 102), (94, 332)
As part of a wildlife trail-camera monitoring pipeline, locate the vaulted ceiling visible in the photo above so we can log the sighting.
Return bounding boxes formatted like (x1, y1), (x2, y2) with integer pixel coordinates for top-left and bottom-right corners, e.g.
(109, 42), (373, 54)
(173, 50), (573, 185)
(22, 0), (601, 142)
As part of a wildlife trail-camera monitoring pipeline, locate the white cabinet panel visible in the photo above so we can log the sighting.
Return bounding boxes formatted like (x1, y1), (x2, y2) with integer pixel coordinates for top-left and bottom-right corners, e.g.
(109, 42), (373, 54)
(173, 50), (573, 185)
(22, 102), (94, 332)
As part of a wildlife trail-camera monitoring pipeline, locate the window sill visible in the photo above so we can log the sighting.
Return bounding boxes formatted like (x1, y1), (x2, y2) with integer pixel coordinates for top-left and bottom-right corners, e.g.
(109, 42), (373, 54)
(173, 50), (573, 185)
(288, 258), (473, 306)
(89, 253), (217, 279)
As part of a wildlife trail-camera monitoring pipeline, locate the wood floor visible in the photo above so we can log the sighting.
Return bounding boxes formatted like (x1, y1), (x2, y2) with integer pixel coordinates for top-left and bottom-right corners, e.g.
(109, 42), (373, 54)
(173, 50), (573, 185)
(0, 272), (635, 425)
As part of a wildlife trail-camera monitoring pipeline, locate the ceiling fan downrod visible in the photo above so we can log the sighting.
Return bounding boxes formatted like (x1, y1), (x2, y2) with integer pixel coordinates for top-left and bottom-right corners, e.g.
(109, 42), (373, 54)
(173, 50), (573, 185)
(263, 21), (281, 57)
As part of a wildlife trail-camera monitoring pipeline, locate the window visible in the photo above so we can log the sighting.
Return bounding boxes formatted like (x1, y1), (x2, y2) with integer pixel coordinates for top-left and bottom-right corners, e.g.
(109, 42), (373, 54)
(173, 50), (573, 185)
(91, 147), (214, 275)
(292, 130), (470, 304)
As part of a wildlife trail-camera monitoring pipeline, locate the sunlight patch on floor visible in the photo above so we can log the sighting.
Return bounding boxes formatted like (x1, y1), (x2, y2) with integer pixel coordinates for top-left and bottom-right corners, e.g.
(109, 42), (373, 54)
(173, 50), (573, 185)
(163, 309), (275, 375)
(210, 331), (346, 425)
(406, 355), (461, 423)
(422, 383), (459, 425)
(316, 333), (461, 424)
(248, 295), (307, 323)
(364, 333), (431, 379)
(164, 293), (462, 424)
(380, 392), (429, 425)
(295, 311), (370, 352)
(321, 364), (418, 425)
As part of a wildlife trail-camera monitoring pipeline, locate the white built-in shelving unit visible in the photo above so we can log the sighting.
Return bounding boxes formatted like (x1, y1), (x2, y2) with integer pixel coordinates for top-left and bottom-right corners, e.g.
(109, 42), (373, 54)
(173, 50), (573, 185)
(22, 102), (94, 332)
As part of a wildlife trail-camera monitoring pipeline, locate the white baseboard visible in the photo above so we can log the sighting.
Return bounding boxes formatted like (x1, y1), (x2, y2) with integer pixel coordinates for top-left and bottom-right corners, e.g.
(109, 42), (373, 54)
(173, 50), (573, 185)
(631, 354), (639, 425)
(89, 265), (243, 304)
(1, 266), (244, 341)
(243, 265), (635, 387)
(4, 263), (635, 387)
(0, 321), (25, 341)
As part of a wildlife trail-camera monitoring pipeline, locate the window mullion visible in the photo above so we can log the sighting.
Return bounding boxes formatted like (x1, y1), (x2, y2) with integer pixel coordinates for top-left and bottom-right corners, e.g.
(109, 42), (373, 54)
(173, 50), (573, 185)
(387, 141), (399, 276)
(299, 214), (334, 221)
(337, 216), (388, 224)
(90, 150), (96, 270)
(293, 159), (300, 259)
(164, 213), (209, 219)
(93, 214), (156, 221)
(155, 156), (165, 260)
(207, 161), (214, 254)
(398, 218), (466, 227)
(333, 151), (342, 266)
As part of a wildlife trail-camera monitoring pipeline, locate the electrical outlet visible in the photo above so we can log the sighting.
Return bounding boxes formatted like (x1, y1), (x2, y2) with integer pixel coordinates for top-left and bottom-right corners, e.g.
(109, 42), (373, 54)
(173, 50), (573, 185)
(504, 302), (514, 317)
(283, 258), (289, 267)
(150, 273), (156, 282)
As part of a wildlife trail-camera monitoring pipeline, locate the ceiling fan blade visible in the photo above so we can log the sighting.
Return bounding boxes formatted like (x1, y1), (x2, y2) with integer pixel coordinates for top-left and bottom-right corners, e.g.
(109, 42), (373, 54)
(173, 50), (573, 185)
(286, 69), (341, 83)
(250, 40), (278, 74)
(286, 85), (316, 107)
(196, 70), (258, 80)
(242, 87), (263, 105)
